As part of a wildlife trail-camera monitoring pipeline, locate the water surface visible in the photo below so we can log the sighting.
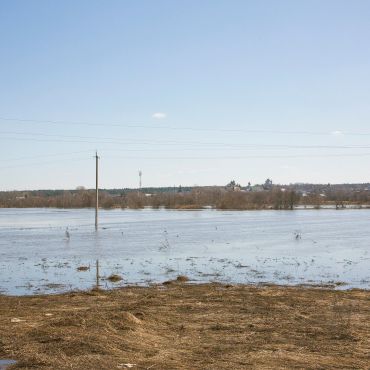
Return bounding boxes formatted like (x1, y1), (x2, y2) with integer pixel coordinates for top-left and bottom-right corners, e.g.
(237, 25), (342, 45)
(0, 208), (369, 295)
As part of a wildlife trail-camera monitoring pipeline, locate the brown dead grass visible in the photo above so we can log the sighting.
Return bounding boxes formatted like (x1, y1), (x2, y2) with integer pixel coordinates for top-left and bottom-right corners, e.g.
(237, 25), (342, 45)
(76, 266), (89, 272)
(0, 283), (369, 369)
(175, 275), (189, 282)
(107, 274), (123, 283)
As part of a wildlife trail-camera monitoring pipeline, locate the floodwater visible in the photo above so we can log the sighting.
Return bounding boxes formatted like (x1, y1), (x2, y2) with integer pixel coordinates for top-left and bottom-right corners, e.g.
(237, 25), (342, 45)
(0, 360), (17, 370)
(0, 208), (369, 295)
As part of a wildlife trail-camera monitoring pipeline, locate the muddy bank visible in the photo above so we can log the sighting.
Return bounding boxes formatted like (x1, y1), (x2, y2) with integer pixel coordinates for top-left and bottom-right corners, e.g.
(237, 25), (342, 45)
(0, 283), (369, 369)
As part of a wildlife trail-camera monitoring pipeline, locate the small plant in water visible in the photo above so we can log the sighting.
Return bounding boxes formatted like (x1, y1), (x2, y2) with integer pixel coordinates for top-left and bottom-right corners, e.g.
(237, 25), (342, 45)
(176, 275), (189, 282)
(107, 274), (123, 282)
(77, 265), (90, 271)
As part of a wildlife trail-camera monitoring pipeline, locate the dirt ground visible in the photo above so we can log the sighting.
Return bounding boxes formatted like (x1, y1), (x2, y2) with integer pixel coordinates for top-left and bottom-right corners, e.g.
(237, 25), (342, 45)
(0, 281), (369, 369)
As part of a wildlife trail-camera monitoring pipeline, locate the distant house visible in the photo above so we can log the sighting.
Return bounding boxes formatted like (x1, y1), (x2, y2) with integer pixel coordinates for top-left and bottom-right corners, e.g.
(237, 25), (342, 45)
(245, 182), (252, 192)
(225, 180), (242, 192)
(252, 185), (264, 192)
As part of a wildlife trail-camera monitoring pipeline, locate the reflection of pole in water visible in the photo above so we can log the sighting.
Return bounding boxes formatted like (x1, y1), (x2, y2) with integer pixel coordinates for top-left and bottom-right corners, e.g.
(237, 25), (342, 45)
(96, 259), (100, 289)
(95, 151), (99, 231)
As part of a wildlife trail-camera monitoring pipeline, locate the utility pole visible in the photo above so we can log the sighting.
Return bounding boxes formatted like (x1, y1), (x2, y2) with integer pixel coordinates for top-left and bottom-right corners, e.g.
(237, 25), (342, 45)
(139, 170), (142, 190)
(95, 151), (99, 230)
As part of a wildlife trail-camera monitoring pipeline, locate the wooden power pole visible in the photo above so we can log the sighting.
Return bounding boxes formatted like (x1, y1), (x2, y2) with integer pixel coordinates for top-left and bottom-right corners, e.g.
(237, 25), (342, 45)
(95, 151), (99, 230)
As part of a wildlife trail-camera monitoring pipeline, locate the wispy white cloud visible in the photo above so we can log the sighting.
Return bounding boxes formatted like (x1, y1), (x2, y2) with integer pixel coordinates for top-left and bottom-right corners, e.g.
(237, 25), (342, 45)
(152, 112), (167, 119)
(331, 130), (344, 136)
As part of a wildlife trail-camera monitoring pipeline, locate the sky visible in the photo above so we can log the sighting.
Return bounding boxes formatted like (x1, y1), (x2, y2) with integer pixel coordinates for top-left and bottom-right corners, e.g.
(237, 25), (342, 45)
(1, 0), (370, 190)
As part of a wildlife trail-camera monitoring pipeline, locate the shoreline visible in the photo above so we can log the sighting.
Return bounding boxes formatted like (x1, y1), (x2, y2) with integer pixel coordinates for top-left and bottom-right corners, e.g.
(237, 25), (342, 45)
(1, 282), (369, 369)
(1, 279), (368, 298)
(1, 204), (370, 211)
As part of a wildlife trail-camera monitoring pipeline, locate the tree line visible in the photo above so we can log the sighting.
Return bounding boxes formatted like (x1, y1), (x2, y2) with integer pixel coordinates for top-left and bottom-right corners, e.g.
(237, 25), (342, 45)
(1, 186), (370, 209)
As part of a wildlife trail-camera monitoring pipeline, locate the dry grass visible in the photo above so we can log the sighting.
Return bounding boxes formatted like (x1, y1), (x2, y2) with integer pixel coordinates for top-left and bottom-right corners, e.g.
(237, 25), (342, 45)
(107, 274), (123, 283)
(76, 266), (89, 272)
(175, 275), (189, 282)
(0, 283), (369, 369)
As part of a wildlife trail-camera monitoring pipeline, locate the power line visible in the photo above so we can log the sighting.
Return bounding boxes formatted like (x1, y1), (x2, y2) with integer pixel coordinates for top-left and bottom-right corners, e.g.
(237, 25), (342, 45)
(0, 151), (370, 172)
(0, 150), (92, 163)
(1, 116), (370, 136)
(104, 152), (370, 160)
(1, 130), (370, 150)
(0, 157), (90, 170)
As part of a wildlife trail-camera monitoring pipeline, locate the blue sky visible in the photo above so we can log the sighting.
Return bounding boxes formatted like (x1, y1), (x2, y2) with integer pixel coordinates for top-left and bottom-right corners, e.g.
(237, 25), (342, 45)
(1, 0), (370, 190)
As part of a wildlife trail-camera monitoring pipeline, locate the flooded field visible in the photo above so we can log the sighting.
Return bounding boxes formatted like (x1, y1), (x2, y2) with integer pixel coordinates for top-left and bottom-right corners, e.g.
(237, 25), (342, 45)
(0, 208), (369, 295)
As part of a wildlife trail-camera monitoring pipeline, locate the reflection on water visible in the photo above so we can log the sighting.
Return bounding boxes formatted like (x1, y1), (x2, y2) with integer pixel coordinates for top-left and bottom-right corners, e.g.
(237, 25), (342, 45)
(0, 359), (17, 370)
(95, 259), (100, 289)
(0, 208), (369, 295)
